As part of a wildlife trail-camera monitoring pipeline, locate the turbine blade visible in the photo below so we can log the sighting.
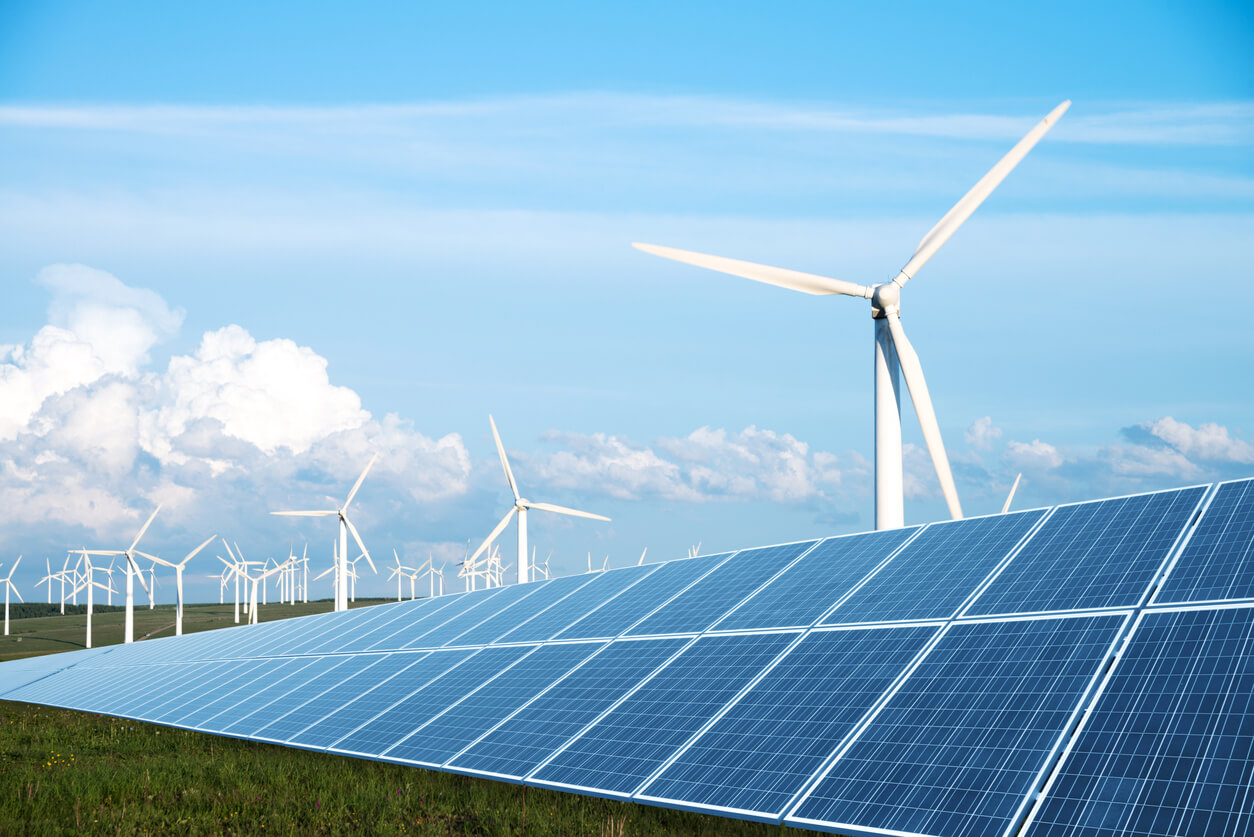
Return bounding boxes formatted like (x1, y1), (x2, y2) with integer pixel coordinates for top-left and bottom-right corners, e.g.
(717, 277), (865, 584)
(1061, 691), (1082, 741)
(184, 534), (216, 566)
(895, 101), (1070, 287)
(884, 312), (963, 520)
(468, 508), (517, 566)
(129, 505), (162, 552)
(8, 555), (21, 579)
(344, 516), (375, 573)
(489, 415), (521, 501)
(1002, 473), (1023, 514)
(526, 501), (611, 522)
(128, 553), (151, 595)
(343, 452), (379, 512)
(632, 242), (874, 298)
(271, 510), (338, 517)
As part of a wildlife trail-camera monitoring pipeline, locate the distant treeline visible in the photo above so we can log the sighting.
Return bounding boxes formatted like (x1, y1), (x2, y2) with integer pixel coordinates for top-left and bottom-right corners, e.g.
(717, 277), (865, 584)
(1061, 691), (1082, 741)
(9, 603), (129, 619)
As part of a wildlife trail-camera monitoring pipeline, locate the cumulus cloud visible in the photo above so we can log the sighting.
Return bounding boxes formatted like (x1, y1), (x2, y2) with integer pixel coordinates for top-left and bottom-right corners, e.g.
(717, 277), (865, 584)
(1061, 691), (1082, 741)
(0, 266), (470, 544)
(1003, 439), (1065, 471)
(965, 416), (1002, 451)
(1139, 416), (1254, 464)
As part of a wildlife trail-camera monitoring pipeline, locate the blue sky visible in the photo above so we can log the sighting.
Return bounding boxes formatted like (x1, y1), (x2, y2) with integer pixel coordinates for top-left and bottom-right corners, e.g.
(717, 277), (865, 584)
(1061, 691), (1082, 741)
(1, 1), (1251, 602)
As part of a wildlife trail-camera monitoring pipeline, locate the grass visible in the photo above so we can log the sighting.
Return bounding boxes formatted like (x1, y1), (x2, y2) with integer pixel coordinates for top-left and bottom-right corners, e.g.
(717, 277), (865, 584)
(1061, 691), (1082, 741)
(0, 608), (830, 836)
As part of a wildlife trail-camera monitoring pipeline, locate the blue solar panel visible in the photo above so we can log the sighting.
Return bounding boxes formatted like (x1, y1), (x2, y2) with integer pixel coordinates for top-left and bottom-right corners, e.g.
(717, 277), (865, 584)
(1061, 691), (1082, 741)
(124, 661), (238, 719)
(448, 574), (597, 647)
(367, 589), (502, 651)
(823, 510), (1046, 625)
(968, 486), (1207, 617)
(495, 564), (660, 644)
(449, 637), (690, 780)
(1157, 479), (1254, 604)
(247, 654), (394, 741)
(554, 553), (734, 640)
(531, 631), (798, 796)
(223, 655), (364, 737)
(384, 642), (604, 766)
(332, 645), (536, 757)
(1023, 605), (1254, 837)
(627, 543), (817, 636)
(152, 659), (272, 724)
(714, 528), (921, 632)
(405, 585), (539, 649)
(639, 624), (939, 818)
(333, 596), (461, 653)
(788, 613), (1127, 837)
(287, 650), (472, 748)
(183, 658), (316, 729)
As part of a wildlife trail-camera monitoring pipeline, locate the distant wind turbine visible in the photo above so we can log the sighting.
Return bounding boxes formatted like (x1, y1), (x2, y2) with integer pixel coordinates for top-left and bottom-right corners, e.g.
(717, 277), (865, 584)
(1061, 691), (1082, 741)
(2, 557), (22, 635)
(469, 415), (610, 584)
(136, 534), (214, 636)
(83, 506), (158, 643)
(634, 101), (1070, 530)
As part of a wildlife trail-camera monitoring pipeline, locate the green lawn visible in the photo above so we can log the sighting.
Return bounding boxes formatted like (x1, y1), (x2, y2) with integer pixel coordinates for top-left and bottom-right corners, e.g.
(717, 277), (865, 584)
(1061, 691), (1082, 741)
(0, 606), (829, 836)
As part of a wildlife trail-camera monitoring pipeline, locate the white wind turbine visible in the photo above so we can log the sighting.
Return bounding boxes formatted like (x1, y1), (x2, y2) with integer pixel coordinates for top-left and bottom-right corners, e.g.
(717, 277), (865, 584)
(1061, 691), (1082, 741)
(2, 557), (22, 635)
(84, 506), (158, 643)
(136, 535), (214, 636)
(634, 101), (1070, 530)
(69, 551), (115, 649)
(37, 558), (54, 604)
(469, 415), (611, 584)
(218, 554), (244, 623)
(272, 453), (377, 612)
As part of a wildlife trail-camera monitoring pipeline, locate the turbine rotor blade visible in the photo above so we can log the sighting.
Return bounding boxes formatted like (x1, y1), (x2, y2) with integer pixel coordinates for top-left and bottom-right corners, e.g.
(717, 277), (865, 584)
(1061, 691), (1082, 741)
(884, 312), (963, 521)
(343, 452), (379, 512)
(129, 505), (162, 552)
(895, 101), (1070, 287)
(468, 508), (517, 566)
(183, 535), (216, 566)
(127, 552), (151, 595)
(632, 242), (874, 298)
(526, 501), (611, 522)
(344, 516), (375, 573)
(1002, 473), (1023, 514)
(271, 510), (338, 517)
(489, 415), (521, 501)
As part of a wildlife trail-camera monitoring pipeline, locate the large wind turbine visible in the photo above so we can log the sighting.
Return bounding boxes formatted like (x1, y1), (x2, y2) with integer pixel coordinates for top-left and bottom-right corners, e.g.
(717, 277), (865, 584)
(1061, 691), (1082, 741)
(136, 535), (214, 636)
(84, 506), (158, 643)
(634, 101), (1070, 530)
(2, 557), (22, 636)
(469, 415), (611, 584)
(271, 453), (377, 612)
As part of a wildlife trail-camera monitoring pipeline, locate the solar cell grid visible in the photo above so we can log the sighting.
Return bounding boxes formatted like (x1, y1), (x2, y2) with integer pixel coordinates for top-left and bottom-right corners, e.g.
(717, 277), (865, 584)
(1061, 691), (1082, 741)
(221, 655), (353, 736)
(282, 652), (435, 747)
(397, 586), (522, 650)
(333, 645), (536, 757)
(362, 592), (483, 651)
(823, 510), (1046, 625)
(303, 600), (426, 654)
(1024, 605), (1254, 837)
(153, 659), (272, 724)
(183, 657), (313, 729)
(449, 637), (690, 780)
(242, 654), (389, 741)
(554, 553), (734, 640)
(449, 573), (596, 647)
(384, 641), (604, 766)
(789, 613), (1127, 837)
(639, 624), (940, 818)
(713, 528), (921, 632)
(531, 631), (799, 796)
(627, 543), (817, 637)
(968, 486), (1207, 617)
(1156, 479), (1254, 605)
(495, 563), (659, 644)
(334, 595), (460, 652)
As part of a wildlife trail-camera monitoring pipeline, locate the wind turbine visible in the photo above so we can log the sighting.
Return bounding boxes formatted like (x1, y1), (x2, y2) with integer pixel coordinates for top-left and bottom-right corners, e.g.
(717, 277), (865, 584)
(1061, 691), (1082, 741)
(69, 552), (115, 649)
(83, 506), (157, 643)
(470, 415), (611, 584)
(136, 535), (214, 636)
(633, 101), (1070, 530)
(37, 558), (55, 604)
(2, 557), (22, 635)
(272, 453), (377, 612)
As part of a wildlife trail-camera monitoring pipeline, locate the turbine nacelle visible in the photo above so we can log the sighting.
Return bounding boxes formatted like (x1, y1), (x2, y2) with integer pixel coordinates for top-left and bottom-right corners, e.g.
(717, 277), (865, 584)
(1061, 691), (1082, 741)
(870, 282), (901, 319)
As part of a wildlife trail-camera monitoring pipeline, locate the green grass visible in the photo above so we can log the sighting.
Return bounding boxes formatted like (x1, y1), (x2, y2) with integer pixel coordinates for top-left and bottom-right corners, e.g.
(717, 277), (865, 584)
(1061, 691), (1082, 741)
(0, 608), (831, 836)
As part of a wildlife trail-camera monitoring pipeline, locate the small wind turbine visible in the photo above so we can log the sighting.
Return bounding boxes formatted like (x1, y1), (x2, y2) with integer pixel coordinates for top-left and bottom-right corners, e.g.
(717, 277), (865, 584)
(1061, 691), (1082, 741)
(83, 506), (158, 643)
(70, 552), (115, 649)
(136, 535), (214, 636)
(634, 101), (1070, 530)
(470, 415), (611, 585)
(2, 557), (22, 635)
(272, 453), (377, 612)
(37, 558), (54, 604)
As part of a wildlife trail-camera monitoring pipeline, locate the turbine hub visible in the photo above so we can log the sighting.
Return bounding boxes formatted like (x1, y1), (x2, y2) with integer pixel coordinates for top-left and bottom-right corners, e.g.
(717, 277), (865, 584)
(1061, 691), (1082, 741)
(870, 282), (900, 318)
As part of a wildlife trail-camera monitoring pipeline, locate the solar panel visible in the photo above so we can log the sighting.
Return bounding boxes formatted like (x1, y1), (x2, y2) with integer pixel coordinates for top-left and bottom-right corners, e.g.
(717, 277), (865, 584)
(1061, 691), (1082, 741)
(530, 631), (799, 797)
(713, 528), (921, 632)
(823, 510), (1046, 625)
(9, 479), (1254, 837)
(638, 624), (939, 819)
(787, 613), (1128, 837)
(967, 486), (1207, 617)
(1155, 478), (1254, 605)
(1022, 604), (1254, 837)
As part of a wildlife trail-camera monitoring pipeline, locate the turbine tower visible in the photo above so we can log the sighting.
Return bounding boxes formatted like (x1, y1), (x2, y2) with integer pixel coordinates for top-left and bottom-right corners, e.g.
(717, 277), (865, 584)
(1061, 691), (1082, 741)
(137, 534), (214, 636)
(469, 415), (610, 584)
(2, 557), (22, 636)
(271, 453), (377, 612)
(634, 101), (1069, 530)
(83, 507), (158, 643)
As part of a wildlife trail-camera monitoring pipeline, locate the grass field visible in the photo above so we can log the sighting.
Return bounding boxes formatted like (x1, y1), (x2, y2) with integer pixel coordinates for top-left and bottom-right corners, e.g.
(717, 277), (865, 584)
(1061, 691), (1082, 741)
(0, 605), (829, 836)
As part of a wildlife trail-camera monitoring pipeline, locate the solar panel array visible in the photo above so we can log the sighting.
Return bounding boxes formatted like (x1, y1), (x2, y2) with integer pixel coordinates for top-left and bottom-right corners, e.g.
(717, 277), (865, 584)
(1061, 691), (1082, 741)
(6, 478), (1254, 837)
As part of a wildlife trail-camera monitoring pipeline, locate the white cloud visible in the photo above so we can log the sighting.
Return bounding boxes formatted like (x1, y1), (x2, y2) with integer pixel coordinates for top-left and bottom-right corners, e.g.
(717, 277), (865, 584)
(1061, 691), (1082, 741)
(1141, 416), (1254, 464)
(1003, 439), (1065, 471)
(965, 416), (1002, 451)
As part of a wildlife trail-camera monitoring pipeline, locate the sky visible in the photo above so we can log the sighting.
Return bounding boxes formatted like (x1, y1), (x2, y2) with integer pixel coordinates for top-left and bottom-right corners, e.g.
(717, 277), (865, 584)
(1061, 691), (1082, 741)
(1, 1), (1252, 603)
